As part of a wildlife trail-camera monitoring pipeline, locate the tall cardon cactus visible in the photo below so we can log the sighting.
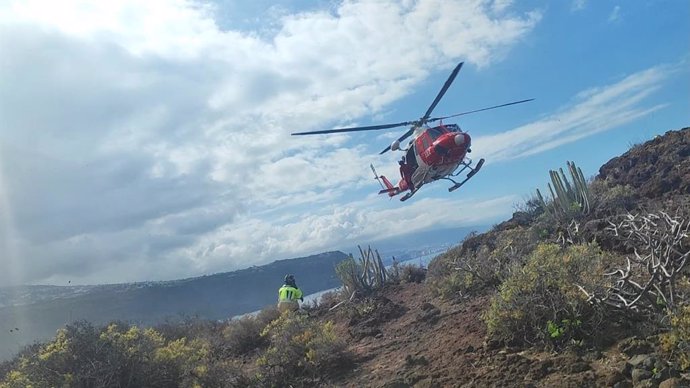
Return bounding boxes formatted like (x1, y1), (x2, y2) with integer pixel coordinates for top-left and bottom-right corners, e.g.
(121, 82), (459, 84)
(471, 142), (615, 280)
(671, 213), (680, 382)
(536, 161), (590, 220)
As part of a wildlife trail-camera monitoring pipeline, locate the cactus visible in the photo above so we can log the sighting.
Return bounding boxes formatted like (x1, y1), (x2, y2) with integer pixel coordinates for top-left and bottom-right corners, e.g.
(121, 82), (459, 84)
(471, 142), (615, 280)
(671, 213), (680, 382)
(535, 161), (590, 221)
(336, 246), (390, 297)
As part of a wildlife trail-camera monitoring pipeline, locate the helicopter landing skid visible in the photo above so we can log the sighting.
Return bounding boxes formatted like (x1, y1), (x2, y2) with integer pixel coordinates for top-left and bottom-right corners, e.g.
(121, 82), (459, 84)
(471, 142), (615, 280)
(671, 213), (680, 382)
(447, 158), (485, 192)
(400, 188), (417, 202)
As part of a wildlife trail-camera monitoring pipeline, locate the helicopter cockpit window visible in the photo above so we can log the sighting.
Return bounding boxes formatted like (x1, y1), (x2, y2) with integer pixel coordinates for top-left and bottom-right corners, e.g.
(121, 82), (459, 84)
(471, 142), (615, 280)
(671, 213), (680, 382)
(445, 124), (461, 132)
(427, 127), (448, 141)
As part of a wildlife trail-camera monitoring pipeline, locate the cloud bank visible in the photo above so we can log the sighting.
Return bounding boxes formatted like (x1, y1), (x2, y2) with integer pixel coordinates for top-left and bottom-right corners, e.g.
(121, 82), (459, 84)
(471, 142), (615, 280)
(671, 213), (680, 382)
(0, 0), (666, 285)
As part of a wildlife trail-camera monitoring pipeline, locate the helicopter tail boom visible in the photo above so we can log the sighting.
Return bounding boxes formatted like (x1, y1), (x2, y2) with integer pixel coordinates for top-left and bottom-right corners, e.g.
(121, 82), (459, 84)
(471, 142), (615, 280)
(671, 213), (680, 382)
(378, 176), (398, 197)
(371, 164), (398, 197)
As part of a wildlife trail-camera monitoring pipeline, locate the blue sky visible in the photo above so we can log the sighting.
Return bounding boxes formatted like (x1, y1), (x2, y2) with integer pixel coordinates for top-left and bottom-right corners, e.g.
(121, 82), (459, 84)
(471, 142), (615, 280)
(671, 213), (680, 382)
(0, 0), (688, 286)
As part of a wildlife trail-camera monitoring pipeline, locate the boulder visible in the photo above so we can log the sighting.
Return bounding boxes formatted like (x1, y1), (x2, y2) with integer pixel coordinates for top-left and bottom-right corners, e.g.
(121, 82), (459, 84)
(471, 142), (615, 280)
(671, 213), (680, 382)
(604, 370), (626, 386)
(635, 380), (656, 388)
(659, 377), (689, 388)
(631, 368), (653, 386)
(613, 381), (633, 388)
(628, 355), (652, 369)
(642, 356), (657, 370)
(619, 337), (653, 357)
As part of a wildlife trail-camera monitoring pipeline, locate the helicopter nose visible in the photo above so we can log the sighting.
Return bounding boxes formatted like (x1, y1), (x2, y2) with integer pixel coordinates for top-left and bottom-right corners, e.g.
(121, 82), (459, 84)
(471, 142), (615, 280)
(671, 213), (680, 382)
(454, 133), (466, 146)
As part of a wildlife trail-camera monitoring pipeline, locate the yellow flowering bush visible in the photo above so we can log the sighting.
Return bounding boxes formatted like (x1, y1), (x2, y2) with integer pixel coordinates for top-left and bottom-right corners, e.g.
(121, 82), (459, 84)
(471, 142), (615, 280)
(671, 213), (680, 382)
(257, 312), (349, 386)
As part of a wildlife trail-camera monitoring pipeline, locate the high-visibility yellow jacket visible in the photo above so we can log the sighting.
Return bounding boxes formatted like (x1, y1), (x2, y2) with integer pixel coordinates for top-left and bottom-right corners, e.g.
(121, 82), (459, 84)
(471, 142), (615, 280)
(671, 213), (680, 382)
(278, 285), (303, 302)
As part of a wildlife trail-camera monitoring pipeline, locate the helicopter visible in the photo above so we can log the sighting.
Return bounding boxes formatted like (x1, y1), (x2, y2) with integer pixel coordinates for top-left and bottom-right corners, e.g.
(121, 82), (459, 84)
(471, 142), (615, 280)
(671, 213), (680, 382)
(292, 62), (533, 201)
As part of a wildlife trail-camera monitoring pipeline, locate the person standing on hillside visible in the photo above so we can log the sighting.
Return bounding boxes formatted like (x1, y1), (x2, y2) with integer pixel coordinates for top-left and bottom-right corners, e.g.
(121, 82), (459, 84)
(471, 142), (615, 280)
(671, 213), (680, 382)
(278, 274), (304, 313)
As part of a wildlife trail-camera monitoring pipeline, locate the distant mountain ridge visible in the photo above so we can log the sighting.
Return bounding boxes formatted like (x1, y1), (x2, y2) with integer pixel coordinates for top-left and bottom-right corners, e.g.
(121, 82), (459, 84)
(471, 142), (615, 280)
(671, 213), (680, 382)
(0, 251), (348, 361)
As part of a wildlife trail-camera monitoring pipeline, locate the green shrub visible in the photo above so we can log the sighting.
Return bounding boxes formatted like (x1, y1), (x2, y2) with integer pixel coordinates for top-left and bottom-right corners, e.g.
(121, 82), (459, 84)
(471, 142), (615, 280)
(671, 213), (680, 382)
(429, 228), (537, 299)
(340, 297), (379, 322)
(317, 289), (345, 310)
(660, 304), (690, 371)
(0, 321), (250, 388)
(223, 306), (280, 356)
(483, 243), (611, 347)
(198, 360), (252, 388)
(256, 305), (281, 326)
(589, 180), (638, 214)
(429, 270), (466, 299)
(546, 318), (582, 340)
(155, 315), (219, 341)
(257, 312), (349, 385)
(428, 232), (486, 299)
(512, 195), (546, 221)
(223, 317), (267, 356)
(400, 264), (426, 283)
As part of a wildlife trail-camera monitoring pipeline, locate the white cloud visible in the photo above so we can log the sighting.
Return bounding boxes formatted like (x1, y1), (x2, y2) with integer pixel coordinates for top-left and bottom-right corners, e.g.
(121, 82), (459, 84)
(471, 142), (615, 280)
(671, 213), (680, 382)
(0, 0), (541, 285)
(0, 0), (228, 59)
(491, 0), (513, 14)
(173, 194), (517, 275)
(473, 65), (672, 163)
(608, 5), (621, 22)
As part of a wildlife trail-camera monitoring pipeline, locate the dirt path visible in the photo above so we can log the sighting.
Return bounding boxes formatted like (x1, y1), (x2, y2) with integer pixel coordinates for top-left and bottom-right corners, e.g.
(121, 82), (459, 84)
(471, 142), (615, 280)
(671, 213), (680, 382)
(324, 283), (628, 388)
(325, 283), (488, 387)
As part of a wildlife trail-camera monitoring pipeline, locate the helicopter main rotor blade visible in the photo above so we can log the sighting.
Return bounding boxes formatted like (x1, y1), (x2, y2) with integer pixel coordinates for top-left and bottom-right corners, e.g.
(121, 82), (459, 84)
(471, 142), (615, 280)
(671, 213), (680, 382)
(380, 61), (464, 154)
(420, 62), (464, 123)
(291, 120), (414, 136)
(427, 98), (535, 123)
(379, 126), (416, 154)
(293, 62), (463, 138)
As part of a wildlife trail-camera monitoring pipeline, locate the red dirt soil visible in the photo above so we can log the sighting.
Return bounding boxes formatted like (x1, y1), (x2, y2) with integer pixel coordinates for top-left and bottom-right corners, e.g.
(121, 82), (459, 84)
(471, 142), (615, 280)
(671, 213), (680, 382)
(321, 283), (637, 388)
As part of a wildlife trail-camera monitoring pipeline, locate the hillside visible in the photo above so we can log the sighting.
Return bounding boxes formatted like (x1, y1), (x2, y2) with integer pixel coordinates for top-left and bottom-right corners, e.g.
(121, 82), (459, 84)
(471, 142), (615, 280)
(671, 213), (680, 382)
(0, 251), (347, 361)
(1, 127), (688, 387)
(325, 127), (690, 387)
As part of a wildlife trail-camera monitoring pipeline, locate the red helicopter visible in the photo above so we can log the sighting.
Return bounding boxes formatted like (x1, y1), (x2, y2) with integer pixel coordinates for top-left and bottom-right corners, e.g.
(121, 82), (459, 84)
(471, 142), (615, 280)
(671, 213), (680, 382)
(292, 62), (533, 201)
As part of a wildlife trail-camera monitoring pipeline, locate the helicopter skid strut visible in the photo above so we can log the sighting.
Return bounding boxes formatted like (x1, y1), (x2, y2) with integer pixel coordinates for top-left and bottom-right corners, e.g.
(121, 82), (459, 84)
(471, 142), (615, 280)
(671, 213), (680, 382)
(446, 158), (485, 192)
(400, 189), (417, 202)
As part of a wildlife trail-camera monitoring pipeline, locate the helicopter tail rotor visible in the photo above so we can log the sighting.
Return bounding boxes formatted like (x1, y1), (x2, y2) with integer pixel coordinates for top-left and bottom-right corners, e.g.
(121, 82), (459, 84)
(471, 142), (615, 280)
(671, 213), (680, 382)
(370, 164), (385, 190)
(371, 164), (398, 196)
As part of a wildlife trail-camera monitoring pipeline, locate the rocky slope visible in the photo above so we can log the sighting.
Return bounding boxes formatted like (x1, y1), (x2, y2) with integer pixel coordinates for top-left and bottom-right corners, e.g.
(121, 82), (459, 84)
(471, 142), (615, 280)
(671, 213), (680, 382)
(318, 127), (690, 388)
(598, 129), (689, 199)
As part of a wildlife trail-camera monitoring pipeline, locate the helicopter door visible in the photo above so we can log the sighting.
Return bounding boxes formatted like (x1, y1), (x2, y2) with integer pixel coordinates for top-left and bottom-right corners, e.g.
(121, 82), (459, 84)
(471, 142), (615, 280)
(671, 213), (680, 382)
(406, 144), (418, 169)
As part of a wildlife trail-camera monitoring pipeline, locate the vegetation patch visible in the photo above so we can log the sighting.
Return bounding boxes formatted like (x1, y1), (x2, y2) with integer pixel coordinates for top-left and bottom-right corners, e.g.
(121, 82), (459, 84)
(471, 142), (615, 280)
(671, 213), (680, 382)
(483, 243), (612, 348)
(399, 264), (427, 284)
(429, 227), (537, 299)
(0, 321), (249, 388)
(257, 312), (350, 386)
(660, 304), (690, 372)
(223, 306), (280, 356)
